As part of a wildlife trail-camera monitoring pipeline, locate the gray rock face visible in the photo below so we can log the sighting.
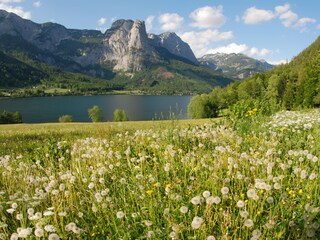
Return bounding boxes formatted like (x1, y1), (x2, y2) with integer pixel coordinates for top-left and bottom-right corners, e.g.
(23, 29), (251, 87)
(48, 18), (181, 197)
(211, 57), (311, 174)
(0, 10), (71, 51)
(102, 19), (158, 72)
(0, 10), (41, 42)
(148, 32), (197, 63)
(199, 53), (273, 79)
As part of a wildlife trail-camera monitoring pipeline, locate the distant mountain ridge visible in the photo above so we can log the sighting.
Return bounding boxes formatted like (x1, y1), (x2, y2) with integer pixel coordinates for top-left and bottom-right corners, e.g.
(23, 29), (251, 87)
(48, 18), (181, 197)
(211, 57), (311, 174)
(198, 53), (274, 79)
(0, 10), (197, 73)
(0, 10), (234, 95)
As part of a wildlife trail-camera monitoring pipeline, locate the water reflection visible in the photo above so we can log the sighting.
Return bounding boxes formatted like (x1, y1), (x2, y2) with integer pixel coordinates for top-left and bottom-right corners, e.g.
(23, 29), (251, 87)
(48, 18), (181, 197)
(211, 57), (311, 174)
(0, 95), (192, 123)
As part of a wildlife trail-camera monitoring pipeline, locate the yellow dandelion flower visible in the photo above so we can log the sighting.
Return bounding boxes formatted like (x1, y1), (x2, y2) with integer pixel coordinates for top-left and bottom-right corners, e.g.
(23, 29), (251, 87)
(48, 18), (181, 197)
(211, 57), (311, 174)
(146, 190), (153, 196)
(153, 183), (159, 187)
(307, 195), (311, 199)
(166, 183), (171, 188)
(298, 189), (303, 194)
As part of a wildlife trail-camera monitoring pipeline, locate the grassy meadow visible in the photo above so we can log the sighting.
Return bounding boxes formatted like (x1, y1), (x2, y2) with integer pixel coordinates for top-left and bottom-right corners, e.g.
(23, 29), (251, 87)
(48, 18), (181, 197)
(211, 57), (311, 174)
(0, 111), (319, 239)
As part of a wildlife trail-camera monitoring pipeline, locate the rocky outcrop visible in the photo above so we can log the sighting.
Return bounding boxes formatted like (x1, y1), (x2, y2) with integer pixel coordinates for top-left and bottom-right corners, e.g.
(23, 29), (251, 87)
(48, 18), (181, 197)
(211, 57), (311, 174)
(0, 10), (71, 51)
(148, 32), (197, 63)
(199, 53), (273, 79)
(102, 19), (158, 72)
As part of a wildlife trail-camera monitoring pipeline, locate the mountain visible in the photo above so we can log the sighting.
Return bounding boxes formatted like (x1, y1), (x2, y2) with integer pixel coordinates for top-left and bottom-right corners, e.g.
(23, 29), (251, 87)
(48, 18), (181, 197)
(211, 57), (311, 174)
(0, 10), (197, 72)
(148, 32), (198, 64)
(0, 10), (233, 95)
(198, 53), (273, 79)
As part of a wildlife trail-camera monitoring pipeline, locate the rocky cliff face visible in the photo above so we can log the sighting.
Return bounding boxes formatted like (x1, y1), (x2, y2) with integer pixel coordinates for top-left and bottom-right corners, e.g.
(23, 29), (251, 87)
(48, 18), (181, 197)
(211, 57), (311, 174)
(0, 10), (71, 51)
(199, 53), (273, 79)
(102, 20), (158, 72)
(0, 10), (199, 73)
(148, 32), (197, 63)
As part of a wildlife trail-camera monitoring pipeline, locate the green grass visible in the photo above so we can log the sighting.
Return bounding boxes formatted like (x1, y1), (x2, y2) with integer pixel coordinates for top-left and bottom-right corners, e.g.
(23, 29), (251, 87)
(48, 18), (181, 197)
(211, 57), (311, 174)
(44, 88), (71, 94)
(0, 113), (319, 239)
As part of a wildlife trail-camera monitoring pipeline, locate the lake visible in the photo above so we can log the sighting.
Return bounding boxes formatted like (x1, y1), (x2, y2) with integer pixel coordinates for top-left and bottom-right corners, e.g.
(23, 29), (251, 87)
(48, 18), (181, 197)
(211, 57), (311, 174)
(0, 95), (192, 123)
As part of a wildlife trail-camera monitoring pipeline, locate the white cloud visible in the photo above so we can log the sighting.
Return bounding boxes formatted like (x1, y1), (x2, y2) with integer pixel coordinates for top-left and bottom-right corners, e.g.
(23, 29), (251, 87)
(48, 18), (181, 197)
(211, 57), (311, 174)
(242, 7), (275, 24)
(207, 43), (248, 55)
(243, 4), (316, 32)
(0, 3), (31, 19)
(279, 10), (298, 27)
(33, 0), (41, 8)
(145, 15), (154, 32)
(190, 5), (226, 29)
(97, 17), (107, 26)
(267, 59), (288, 65)
(179, 30), (233, 57)
(248, 47), (271, 57)
(317, 24), (320, 29)
(158, 13), (183, 31)
(0, 0), (22, 3)
(206, 43), (272, 58)
(275, 4), (291, 15)
(294, 17), (316, 28)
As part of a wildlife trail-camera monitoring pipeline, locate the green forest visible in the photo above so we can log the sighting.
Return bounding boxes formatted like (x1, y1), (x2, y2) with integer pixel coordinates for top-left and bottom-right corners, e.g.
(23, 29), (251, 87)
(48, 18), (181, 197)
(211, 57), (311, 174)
(188, 36), (320, 119)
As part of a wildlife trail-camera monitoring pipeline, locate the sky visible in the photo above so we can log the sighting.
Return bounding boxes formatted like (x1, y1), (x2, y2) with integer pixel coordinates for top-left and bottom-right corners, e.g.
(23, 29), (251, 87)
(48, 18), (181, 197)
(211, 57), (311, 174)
(0, 0), (319, 65)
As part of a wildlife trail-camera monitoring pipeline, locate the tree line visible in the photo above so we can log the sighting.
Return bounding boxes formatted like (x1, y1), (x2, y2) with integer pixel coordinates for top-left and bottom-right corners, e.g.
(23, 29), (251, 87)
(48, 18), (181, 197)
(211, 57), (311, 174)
(188, 37), (320, 119)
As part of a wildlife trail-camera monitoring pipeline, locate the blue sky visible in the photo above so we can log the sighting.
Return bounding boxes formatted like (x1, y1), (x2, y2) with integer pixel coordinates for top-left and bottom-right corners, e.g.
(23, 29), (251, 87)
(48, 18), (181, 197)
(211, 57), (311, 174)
(0, 0), (319, 64)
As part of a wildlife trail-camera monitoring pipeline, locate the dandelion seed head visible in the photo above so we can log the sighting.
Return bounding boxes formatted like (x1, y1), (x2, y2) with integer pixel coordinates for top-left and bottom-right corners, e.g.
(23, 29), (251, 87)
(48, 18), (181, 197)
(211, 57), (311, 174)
(237, 200), (245, 208)
(117, 211), (125, 219)
(34, 228), (44, 237)
(206, 236), (216, 240)
(191, 196), (201, 205)
(221, 187), (229, 195)
(202, 191), (211, 198)
(244, 219), (254, 228)
(247, 189), (256, 198)
(48, 233), (60, 240)
(191, 216), (203, 229)
(10, 233), (19, 240)
(180, 206), (188, 214)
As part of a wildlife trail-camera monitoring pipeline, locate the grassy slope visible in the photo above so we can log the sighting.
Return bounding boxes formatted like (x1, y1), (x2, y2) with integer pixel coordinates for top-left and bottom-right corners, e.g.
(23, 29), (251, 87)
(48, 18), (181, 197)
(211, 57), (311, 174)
(0, 119), (215, 154)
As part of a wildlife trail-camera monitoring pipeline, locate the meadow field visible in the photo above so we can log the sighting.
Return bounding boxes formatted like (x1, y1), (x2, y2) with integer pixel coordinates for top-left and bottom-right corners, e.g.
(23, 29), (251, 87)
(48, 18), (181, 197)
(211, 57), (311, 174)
(0, 111), (319, 239)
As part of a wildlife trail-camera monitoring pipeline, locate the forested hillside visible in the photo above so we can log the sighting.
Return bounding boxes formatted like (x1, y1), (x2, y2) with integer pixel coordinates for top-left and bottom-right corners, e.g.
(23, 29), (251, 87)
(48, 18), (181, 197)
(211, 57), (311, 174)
(188, 36), (320, 118)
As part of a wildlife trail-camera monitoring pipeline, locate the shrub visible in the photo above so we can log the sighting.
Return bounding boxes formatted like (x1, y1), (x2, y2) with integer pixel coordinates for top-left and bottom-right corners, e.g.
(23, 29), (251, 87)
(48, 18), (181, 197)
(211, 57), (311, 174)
(113, 109), (129, 122)
(88, 105), (103, 122)
(188, 94), (218, 119)
(0, 111), (22, 124)
(59, 115), (73, 123)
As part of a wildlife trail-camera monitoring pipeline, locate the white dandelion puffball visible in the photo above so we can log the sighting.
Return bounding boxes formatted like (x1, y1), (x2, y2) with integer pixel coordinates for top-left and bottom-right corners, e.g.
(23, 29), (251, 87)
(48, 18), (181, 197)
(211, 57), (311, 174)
(190, 196), (201, 205)
(221, 187), (229, 195)
(202, 191), (211, 198)
(116, 211), (125, 219)
(48, 233), (60, 240)
(237, 200), (245, 208)
(191, 216), (203, 229)
(180, 206), (188, 214)
(244, 219), (254, 228)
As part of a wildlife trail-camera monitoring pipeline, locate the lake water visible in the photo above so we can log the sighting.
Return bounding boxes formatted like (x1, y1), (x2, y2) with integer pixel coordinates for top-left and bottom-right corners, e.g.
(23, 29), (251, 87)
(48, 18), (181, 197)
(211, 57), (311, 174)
(0, 95), (192, 123)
